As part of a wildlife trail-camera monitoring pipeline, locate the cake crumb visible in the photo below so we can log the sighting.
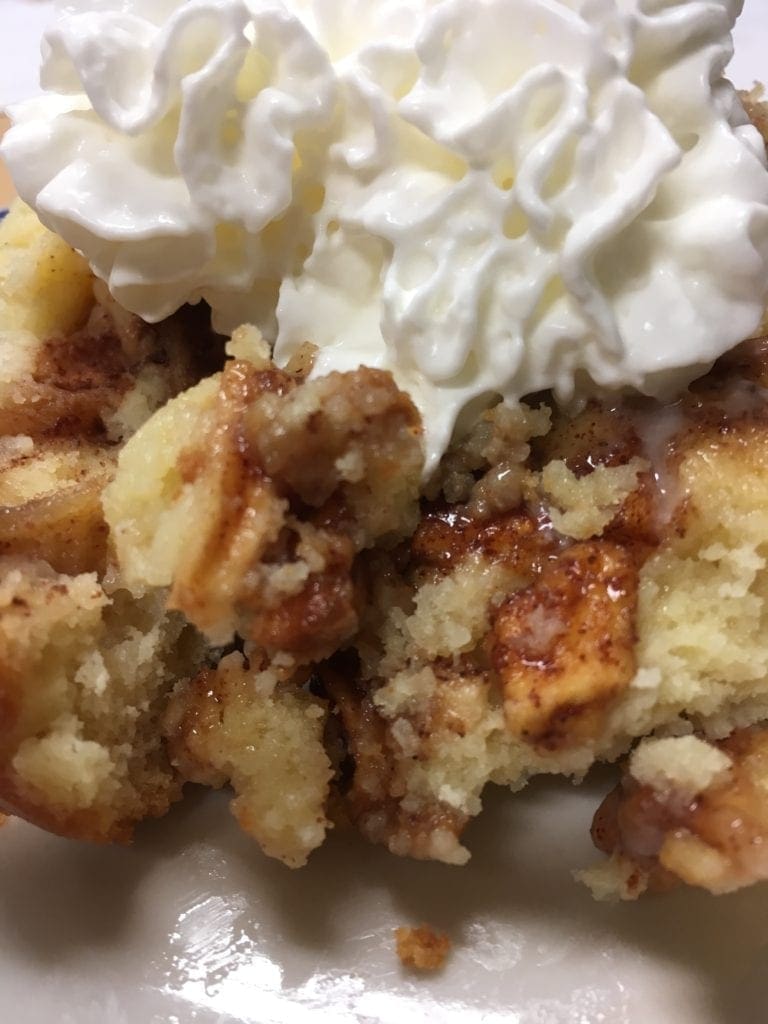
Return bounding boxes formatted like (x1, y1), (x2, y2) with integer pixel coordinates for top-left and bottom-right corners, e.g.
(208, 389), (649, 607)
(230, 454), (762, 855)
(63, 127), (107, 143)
(395, 925), (452, 971)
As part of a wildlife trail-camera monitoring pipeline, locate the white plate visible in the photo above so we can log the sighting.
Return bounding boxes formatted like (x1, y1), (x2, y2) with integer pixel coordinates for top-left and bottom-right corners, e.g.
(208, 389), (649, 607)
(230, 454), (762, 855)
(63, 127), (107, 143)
(4, 776), (768, 1024)
(2, 4), (768, 1023)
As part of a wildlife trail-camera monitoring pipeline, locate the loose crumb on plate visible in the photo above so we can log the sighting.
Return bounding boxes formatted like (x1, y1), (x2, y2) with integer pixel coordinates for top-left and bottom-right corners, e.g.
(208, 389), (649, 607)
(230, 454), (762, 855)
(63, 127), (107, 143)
(395, 925), (452, 971)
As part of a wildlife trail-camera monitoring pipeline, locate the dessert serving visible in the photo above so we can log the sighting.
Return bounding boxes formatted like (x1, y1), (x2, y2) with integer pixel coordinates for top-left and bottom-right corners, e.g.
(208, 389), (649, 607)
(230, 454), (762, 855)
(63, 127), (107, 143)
(2, 0), (768, 903)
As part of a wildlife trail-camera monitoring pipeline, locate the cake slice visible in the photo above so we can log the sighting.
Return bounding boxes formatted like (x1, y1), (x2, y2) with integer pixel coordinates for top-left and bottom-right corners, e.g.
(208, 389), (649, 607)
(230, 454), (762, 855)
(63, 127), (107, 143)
(3, 97), (768, 884)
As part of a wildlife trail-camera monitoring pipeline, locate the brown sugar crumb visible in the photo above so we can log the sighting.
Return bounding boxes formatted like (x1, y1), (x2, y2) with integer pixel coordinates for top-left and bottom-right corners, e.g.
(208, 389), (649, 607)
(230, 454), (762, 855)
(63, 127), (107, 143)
(395, 925), (452, 971)
(740, 88), (768, 154)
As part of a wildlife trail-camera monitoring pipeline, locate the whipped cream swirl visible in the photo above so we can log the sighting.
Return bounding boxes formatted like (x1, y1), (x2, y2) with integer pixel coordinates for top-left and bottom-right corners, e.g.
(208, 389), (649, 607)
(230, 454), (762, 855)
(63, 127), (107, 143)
(5, 0), (768, 470)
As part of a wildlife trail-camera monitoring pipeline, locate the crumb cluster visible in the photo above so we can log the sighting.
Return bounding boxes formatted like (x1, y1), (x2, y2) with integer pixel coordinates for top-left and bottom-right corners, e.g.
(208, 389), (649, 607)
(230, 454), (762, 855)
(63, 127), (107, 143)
(395, 926), (452, 971)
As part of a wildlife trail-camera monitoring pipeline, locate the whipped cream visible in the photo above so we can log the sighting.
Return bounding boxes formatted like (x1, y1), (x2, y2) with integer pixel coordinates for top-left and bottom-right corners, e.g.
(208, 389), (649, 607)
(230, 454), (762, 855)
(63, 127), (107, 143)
(6, 0), (768, 471)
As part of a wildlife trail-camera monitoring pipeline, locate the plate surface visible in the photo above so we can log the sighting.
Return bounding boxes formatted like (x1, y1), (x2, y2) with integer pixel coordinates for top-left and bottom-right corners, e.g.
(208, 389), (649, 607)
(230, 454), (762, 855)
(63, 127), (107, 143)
(2, 3), (768, 1023)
